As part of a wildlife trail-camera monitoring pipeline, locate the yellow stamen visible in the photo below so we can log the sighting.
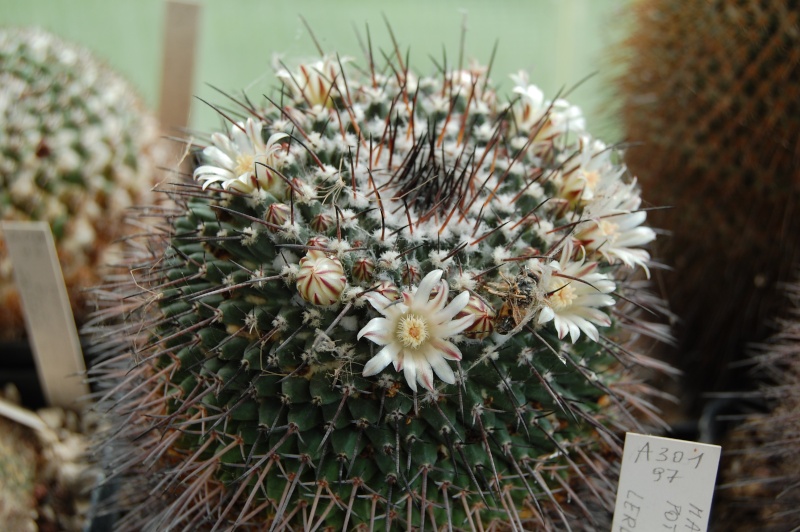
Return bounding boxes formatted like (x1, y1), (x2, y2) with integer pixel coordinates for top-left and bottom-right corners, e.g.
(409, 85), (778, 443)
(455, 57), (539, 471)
(235, 153), (255, 177)
(583, 170), (600, 189)
(549, 282), (577, 310)
(598, 219), (618, 236)
(397, 314), (430, 349)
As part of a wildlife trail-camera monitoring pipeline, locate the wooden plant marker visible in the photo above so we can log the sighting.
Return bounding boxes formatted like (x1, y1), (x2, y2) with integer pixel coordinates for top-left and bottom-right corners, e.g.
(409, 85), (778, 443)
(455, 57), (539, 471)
(159, 0), (201, 135)
(156, 0), (202, 177)
(1, 222), (88, 407)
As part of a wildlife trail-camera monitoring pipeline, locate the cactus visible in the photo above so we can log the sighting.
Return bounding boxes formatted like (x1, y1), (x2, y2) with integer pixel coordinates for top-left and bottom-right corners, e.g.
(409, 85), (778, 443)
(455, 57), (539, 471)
(714, 278), (800, 530)
(0, 27), (160, 340)
(617, 1), (800, 417)
(88, 36), (665, 531)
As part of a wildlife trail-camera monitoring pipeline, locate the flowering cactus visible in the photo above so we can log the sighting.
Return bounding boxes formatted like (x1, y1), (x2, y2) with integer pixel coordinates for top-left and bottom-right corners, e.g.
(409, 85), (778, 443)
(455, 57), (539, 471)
(89, 38), (663, 531)
(0, 27), (159, 340)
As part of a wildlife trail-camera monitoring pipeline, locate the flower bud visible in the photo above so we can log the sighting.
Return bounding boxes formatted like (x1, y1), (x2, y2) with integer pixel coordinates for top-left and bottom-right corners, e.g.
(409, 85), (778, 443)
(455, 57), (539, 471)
(352, 257), (375, 284)
(310, 212), (334, 233)
(296, 251), (346, 306)
(306, 236), (330, 250)
(371, 279), (400, 301)
(265, 202), (290, 231)
(457, 295), (496, 339)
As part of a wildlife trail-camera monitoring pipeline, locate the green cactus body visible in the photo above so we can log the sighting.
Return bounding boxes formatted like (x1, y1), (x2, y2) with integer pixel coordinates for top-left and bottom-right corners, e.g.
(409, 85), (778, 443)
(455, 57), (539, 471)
(618, 1), (800, 416)
(0, 28), (159, 339)
(90, 46), (663, 530)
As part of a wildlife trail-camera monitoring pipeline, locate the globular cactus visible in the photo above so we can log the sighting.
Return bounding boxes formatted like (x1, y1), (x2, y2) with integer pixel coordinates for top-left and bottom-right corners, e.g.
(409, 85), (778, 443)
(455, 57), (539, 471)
(89, 37), (664, 531)
(617, 1), (800, 418)
(0, 27), (160, 340)
(715, 277), (800, 530)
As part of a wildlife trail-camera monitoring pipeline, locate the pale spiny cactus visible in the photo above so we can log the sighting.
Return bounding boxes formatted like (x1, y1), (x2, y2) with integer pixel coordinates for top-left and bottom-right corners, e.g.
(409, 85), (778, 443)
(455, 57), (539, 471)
(0, 27), (159, 340)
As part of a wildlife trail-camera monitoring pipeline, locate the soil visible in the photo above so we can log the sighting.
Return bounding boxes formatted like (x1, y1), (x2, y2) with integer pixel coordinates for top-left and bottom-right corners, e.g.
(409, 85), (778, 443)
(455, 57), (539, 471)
(0, 387), (99, 531)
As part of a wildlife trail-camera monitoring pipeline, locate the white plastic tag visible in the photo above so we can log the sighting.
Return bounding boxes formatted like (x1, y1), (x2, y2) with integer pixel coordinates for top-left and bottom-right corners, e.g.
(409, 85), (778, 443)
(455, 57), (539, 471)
(2, 221), (88, 407)
(611, 432), (721, 532)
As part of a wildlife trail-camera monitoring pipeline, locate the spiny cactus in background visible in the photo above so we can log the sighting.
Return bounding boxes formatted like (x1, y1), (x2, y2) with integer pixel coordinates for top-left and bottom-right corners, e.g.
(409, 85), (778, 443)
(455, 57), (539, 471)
(715, 278), (800, 531)
(617, 1), (800, 418)
(0, 27), (160, 341)
(88, 38), (666, 531)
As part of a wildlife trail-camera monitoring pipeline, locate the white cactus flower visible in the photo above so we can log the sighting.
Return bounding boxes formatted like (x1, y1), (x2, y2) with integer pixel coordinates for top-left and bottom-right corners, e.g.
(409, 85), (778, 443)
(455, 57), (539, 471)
(194, 118), (287, 194)
(358, 269), (475, 392)
(510, 72), (585, 139)
(536, 247), (616, 343)
(276, 56), (348, 108)
(573, 180), (657, 274)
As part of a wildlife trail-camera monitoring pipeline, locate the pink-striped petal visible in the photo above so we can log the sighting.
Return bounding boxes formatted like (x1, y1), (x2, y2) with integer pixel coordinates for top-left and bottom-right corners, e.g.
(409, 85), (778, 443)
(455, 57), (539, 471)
(427, 351), (456, 384)
(436, 290), (471, 322)
(202, 146), (235, 169)
(362, 290), (394, 312)
(363, 342), (401, 377)
(415, 270), (443, 304)
(393, 351), (405, 371)
(266, 132), (289, 149)
(357, 317), (391, 345)
(426, 280), (449, 312)
(415, 357), (435, 392)
(435, 314), (475, 338)
(429, 338), (463, 361)
(403, 354), (418, 392)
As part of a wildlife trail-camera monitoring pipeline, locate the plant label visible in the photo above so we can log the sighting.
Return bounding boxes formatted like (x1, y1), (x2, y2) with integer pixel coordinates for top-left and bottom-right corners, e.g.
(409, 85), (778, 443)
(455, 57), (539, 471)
(2, 221), (88, 407)
(612, 432), (721, 532)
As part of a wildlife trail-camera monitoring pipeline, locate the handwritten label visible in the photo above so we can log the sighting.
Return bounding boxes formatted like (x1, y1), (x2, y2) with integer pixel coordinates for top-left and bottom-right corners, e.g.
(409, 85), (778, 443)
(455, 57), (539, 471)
(2, 222), (88, 407)
(611, 433), (721, 532)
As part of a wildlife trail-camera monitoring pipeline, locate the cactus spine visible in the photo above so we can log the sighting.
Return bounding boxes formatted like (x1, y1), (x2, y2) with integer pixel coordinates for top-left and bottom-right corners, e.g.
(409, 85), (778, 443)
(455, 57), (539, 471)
(89, 34), (663, 531)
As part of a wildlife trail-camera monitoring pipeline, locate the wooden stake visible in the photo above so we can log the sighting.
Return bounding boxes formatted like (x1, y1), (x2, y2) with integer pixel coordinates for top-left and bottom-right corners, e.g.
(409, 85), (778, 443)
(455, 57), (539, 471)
(158, 0), (201, 134)
(1, 222), (88, 408)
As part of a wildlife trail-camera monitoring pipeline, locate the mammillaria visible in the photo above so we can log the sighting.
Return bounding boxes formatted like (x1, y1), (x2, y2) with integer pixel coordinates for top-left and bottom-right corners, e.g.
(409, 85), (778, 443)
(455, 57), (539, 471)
(0, 27), (159, 340)
(89, 39), (663, 530)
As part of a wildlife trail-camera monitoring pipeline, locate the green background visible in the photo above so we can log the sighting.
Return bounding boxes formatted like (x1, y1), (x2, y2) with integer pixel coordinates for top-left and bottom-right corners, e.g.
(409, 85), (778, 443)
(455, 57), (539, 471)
(1, 0), (632, 139)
